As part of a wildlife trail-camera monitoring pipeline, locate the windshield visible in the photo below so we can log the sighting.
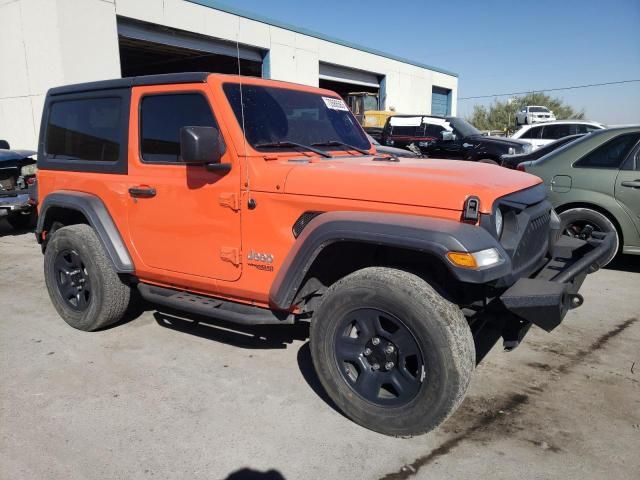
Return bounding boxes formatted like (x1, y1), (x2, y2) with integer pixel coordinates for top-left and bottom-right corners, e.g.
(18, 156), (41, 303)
(223, 83), (370, 152)
(446, 117), (481, 138)
(363, 95), (379, 111)
(529, 106), (550, 113)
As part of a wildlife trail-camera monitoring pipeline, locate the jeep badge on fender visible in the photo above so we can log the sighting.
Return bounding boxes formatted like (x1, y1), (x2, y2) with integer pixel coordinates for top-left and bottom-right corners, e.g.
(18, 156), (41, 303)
(247, 250), (274, 264)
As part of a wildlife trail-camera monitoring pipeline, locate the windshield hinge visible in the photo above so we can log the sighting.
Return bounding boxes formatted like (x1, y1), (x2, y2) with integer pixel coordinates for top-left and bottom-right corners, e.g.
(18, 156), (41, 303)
(219, 193), (240, 211)
(220, 247), (241, 266)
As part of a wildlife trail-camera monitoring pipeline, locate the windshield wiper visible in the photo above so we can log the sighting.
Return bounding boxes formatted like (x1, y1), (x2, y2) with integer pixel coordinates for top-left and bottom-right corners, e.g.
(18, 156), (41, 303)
(254, 141), (332, 158)
(311, 140), (370, 155)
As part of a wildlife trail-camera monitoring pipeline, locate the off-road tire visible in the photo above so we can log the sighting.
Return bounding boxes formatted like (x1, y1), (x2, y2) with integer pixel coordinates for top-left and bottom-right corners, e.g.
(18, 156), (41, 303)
(44, 224), (131, 331)
(310, 267), (475, 436)
(559, 207), (619, 266)
(7, 210), (36, 230)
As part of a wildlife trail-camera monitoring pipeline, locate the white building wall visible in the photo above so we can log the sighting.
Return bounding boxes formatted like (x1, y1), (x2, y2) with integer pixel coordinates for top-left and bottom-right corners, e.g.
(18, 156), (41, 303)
(0, 0), (121, 149)
(0, 0), (457, 149)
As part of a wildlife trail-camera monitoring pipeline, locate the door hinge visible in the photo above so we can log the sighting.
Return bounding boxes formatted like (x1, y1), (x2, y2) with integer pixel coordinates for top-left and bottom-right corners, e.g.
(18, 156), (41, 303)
(219, 193), (240, 211)
(220, 247), (241, 266)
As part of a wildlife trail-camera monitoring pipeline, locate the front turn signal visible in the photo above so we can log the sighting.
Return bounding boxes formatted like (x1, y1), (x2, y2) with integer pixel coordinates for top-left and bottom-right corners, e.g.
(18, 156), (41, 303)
(446, 252), (478, 269)
(447, 248), (502, 269)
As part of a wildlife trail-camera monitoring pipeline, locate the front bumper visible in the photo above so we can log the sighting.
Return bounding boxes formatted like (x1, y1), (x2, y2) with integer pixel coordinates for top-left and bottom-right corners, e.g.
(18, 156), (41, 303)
(0, 192), (32, 217)
(500, 231), (614, 332)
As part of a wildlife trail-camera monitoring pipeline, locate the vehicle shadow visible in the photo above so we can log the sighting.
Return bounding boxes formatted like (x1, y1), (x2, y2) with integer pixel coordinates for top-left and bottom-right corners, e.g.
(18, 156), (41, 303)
(0, 218), (35, 237)
(153, 309), (309, 349)
(605, 254), (640, 274)
(224, 468), (286, 480)
(153, 308), (343, 415)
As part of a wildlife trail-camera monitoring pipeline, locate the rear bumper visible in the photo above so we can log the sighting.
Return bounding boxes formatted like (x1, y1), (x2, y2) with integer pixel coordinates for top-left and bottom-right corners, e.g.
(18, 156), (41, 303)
(0, 193), (31, 217)
(500, 232), (614, 332)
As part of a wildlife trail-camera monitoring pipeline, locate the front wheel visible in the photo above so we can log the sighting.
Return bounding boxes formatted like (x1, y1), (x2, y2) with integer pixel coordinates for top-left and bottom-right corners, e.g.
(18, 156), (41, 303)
(559, 208), (619, 266)
(310, 267), (475, 436)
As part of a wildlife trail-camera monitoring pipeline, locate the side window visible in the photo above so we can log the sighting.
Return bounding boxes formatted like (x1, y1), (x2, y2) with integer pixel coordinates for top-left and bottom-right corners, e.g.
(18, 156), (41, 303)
(542, 124), (571, 140)
(46, 97), (123, 162)
(140, 93), (217, 163)
(521, 126), (541, 139)
(575, 133), (640, 169)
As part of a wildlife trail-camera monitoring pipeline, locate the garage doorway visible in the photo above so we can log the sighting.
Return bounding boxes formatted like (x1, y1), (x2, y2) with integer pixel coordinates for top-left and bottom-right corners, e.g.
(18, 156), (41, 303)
(117, 18), (263, 77)
(319, 63), (383, 125)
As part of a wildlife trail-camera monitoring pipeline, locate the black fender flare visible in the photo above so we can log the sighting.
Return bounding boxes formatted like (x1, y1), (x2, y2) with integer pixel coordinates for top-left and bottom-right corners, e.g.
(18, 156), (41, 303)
(269, 211), (511, 310)
(36, 190), (134, 273)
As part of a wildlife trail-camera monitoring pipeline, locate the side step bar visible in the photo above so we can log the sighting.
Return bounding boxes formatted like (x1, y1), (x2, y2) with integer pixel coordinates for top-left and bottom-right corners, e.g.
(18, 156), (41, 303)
(137, 283), (294, 326)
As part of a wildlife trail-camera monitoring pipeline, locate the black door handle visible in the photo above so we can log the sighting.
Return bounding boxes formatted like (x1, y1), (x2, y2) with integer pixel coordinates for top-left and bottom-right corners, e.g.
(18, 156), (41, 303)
(621, 180), (640, 188)
(128, 186), (156, 198)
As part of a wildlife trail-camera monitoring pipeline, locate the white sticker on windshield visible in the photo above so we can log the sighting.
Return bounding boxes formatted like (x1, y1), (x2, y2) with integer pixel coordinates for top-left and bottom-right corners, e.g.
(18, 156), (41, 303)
(322, 97), (349, 111)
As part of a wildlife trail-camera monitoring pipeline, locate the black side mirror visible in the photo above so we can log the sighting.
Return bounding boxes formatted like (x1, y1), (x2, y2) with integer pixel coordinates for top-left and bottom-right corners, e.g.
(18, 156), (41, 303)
(0, 140), (9, 149)
(179, 126), (229, 172)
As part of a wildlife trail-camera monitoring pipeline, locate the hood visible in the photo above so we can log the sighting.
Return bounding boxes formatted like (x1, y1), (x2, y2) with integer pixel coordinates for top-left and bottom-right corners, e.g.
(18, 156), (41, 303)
(0, 149), (36, 163)
(467, 135), (530, 147)
(284, 156), (542, 213)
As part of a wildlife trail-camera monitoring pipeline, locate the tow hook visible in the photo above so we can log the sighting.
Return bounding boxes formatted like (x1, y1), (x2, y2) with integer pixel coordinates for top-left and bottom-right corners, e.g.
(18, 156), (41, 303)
(568, 293), (584, 309)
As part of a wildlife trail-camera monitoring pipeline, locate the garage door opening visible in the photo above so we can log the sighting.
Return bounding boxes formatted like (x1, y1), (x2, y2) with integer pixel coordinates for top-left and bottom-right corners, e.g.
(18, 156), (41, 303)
(117, 18), (263, 78)
(319, 63), (383, 127)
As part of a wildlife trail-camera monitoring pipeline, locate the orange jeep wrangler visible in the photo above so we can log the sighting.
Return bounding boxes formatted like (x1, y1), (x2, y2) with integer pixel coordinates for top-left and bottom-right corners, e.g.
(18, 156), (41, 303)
(35, 73), (614, 436)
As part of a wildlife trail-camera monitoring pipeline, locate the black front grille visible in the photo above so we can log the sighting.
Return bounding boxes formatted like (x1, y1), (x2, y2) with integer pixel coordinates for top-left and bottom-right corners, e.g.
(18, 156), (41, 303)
(510, 210), (550, 271)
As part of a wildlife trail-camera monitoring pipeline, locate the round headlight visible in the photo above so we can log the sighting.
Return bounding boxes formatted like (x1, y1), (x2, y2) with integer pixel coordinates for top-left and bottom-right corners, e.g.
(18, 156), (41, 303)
(507, 147), (516, 155)
(495, 208), (504, 237)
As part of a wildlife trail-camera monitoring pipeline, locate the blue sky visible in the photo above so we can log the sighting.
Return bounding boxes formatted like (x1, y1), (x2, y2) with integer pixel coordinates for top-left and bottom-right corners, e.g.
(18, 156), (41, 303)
(228, 0), (640, 124)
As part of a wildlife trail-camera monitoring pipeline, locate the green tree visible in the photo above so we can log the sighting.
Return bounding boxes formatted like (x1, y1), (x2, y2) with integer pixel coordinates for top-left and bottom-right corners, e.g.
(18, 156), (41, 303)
(467, 92), (585, 133)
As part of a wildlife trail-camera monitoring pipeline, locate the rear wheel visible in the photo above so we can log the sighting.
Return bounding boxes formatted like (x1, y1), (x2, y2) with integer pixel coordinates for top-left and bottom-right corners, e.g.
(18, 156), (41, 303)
(44, 224), (131, 331)
(559, 208), (619, 266)
(310, 267), (475, 436)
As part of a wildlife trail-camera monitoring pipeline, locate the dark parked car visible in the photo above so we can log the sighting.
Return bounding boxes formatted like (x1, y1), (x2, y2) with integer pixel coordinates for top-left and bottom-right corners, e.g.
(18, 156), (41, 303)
(366, 133), (421, 157)
(501, 134), (585, 169)
(381, 115), (532, 163)
(0, 140), (37, 230)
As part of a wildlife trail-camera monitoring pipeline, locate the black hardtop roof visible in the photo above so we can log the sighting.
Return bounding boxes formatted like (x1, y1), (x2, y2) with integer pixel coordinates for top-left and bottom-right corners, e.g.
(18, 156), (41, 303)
(48, 72), (210, 96)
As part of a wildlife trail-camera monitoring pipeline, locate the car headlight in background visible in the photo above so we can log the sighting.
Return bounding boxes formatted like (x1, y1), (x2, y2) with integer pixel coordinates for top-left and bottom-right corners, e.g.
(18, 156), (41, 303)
(495, 208), (504, 237)
(21, 163), (37, 176)
(508, 147), (516, 155)
(521, 144), (533, 154)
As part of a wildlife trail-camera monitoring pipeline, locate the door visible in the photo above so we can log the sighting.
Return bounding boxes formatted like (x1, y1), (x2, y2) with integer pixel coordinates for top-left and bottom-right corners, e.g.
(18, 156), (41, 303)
(615, 144), (640, 242)
(127, 86), (242, 281)
(431, 87), (451, 116)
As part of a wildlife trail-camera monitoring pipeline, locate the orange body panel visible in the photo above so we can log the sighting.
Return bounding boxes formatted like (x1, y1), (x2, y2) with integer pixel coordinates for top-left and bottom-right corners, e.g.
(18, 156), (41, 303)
(37, 74), (542, 310)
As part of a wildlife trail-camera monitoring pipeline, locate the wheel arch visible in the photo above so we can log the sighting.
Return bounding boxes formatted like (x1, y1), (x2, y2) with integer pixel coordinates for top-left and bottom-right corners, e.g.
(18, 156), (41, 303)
(269, 211), (509, 311)
(37, 191), (134, 273)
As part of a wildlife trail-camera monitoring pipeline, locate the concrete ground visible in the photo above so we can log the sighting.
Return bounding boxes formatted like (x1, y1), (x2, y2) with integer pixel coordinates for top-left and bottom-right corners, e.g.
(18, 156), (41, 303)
(1, 218), (639, 480)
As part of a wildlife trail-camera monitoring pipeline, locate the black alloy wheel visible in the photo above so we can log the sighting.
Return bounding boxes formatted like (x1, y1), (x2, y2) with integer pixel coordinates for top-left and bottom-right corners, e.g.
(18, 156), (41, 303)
(334, 308), (424, 407)
(54, 249), (92, 311)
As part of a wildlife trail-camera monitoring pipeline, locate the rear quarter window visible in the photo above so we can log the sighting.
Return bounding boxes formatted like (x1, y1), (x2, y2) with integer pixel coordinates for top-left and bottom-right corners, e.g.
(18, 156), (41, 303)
(46, 98), (122, 162)
(39, 89), (130, 174)
(574, 133), (640, 169)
